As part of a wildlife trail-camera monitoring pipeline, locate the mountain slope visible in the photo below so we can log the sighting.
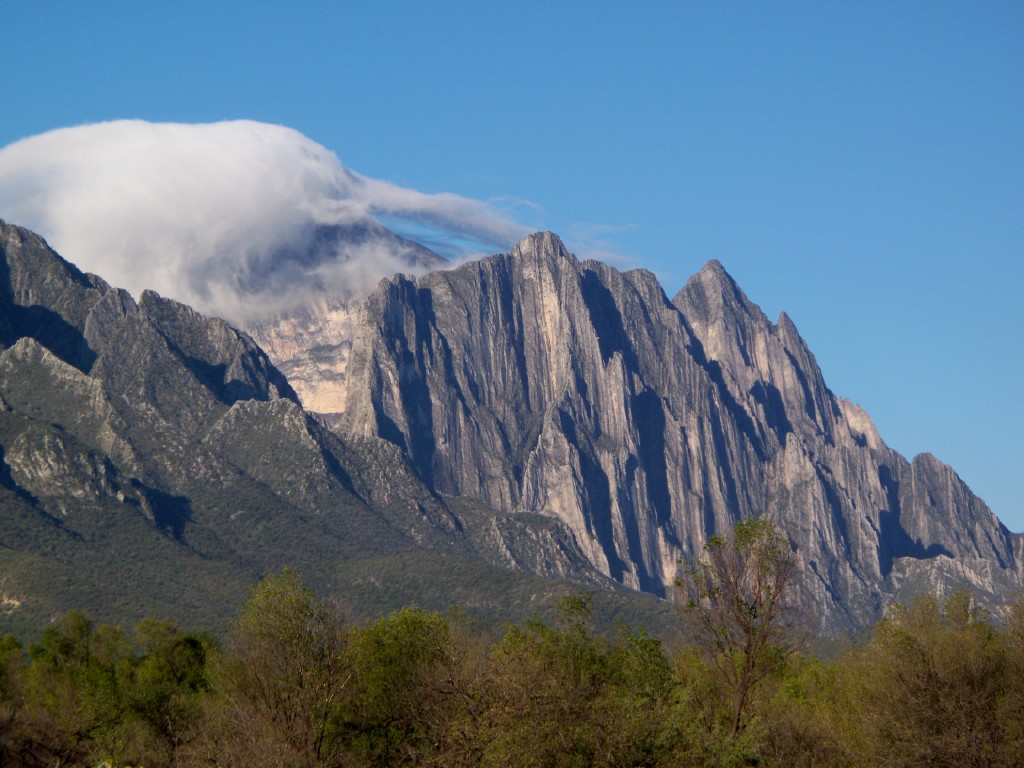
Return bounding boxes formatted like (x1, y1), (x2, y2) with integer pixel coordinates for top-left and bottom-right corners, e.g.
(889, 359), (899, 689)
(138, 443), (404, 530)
(340, 232), (1022, 631)
(2, 220), (1016, 637)
(0, 221), (675, 638)
(0, 220), (395, 631)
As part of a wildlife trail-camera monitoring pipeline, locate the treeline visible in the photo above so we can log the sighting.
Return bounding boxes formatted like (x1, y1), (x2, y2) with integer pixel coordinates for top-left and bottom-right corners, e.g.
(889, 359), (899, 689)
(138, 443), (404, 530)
(1, 570), (1023, 767)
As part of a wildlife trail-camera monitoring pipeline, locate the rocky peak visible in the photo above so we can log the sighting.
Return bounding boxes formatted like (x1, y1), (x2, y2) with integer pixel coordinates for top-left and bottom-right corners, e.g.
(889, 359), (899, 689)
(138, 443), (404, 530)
(675, 260), (838, 446)
(509, 231), (575, 262)
(0, 221), (477, 634)
(0, 221), (111, 374)
(139, 289), (297, 406)
(0, 220), (301, 457)
(0, 221), (100, 304)
(339, 232), (1022, 631)
(242, 220), (448, 421)
(675, 259), (759, 327)
(344, 234), (760, 590)
(4, 218), (1017, 636)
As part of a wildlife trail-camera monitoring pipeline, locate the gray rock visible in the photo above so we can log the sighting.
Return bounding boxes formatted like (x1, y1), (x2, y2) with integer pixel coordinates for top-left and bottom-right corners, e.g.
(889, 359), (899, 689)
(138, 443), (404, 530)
(342, 232), (1022, 632)
(0, 221), (457, 633)
(3, 216), (1016, 637)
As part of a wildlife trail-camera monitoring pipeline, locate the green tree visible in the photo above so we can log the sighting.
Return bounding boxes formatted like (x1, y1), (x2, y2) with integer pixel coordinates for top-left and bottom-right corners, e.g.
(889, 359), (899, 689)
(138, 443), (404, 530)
(838, 591), (1021, 767)
(17, 612), (128, 765)
(341, 607), (460, 766)
(678, 517), (799, 741)
(195, 568), (350, 767)
(470, 593), (685, 767)
(759, 653), (851, 768)
(121, 618), (212, 760)
(480, 595), (607, 767)
(486, 641), (589, 761)
(593, 624), (685, 766)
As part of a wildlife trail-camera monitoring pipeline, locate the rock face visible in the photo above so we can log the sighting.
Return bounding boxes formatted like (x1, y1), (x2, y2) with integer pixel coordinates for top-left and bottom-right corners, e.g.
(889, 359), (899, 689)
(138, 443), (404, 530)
(0, 220), (460, 633)
(245, 298), (359, 424)
(0, 220), (659, 639)
(342, 232), (1023, 631)
(244, 221), (446, 424)
(2, 218), (1017, 636)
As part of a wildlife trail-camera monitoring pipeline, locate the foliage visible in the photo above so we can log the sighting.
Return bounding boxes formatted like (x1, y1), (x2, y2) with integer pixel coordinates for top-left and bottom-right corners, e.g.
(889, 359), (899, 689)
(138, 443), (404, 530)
(1, 562), (1023, 766)
(0, 610), (212, 766)
(678, 517), (800, 740)
(190, 568), (350, 766)
(834, 591), (1024, 767)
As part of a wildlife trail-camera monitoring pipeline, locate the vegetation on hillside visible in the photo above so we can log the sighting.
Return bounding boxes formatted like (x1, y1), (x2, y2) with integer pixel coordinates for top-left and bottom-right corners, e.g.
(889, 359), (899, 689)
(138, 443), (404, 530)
(1, 522), (1023, 766)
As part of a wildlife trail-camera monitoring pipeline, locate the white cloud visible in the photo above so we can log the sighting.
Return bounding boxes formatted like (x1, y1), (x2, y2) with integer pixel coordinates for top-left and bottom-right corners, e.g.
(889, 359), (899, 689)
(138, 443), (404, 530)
(0, 120), (531, 323)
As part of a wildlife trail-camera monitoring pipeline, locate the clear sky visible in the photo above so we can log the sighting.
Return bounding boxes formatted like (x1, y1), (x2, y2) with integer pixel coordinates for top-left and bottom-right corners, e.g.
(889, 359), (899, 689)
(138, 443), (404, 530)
(2, 1), (1022, 530)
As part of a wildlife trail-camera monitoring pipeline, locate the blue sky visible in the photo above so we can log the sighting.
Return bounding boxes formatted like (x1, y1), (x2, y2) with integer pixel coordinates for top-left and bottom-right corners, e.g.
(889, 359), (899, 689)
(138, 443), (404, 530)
(2, 1), (1022, 530)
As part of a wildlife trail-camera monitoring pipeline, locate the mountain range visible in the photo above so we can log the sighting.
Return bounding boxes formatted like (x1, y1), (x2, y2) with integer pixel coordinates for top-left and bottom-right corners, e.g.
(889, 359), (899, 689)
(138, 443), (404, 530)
(0, 219), (1019, 637)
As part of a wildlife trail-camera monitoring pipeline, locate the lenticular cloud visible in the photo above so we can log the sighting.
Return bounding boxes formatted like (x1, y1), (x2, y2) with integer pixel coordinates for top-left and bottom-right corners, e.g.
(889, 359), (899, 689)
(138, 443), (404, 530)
(0, 120), (527, 322)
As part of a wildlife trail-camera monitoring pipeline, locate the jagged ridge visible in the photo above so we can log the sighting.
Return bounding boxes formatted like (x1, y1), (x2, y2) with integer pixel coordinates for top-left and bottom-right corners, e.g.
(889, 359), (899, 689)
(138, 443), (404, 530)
(0, 221), (662, 637)
(0, 222), (447, 632)
(341, 232), (1022, 631)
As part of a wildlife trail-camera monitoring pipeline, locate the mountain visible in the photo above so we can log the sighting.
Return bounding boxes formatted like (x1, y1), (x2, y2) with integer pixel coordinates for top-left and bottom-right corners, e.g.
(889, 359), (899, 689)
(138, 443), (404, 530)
(338, 232), (1023, 631)
(1, 219), (1018, 637)
(244, 221), (447, 427)
(0, 221), (676, 638)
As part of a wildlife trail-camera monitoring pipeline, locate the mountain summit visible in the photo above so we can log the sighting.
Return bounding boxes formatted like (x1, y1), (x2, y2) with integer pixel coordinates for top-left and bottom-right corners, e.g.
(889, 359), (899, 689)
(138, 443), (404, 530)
(338, 232), (1022, 630)
(0, 221), (671, 635)
(0, 223), (1017, 635)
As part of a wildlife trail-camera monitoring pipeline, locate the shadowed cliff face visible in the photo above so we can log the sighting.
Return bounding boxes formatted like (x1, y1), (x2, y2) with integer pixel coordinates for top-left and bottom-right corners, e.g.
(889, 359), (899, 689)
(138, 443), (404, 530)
(343, 232), (1022, 631)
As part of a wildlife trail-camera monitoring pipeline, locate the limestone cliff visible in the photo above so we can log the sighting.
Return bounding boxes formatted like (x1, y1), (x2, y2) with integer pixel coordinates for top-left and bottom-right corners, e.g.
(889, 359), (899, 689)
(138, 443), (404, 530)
(342, 232), (1022, 630)
(245, 298), (358, 424)
(4, 216), (1015, 636)
(244, 221), (446, 423)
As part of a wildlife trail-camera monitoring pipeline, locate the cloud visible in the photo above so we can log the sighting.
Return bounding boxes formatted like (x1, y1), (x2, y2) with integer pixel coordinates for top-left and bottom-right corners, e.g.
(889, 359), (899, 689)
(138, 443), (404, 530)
(0, 120), (531, 323)
(564, 222), (645, 270)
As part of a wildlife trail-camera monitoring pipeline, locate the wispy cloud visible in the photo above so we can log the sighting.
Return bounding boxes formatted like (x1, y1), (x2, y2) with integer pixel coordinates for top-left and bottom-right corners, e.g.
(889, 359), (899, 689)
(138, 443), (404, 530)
(0, 120), (532, 323)
(564, 222), (644, 270)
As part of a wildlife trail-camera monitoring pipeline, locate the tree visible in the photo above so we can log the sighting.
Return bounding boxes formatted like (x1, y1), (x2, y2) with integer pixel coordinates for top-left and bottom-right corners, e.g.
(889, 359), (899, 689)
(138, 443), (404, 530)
(678, 517), (799, 741)
(123, 618), (212, 759)
(195, 568), (350, 767)
(840, 591), (1021, 767)
(480, 594), (609, 766)
(16, 612), (129, 766)
(342, 607), (459, 766)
